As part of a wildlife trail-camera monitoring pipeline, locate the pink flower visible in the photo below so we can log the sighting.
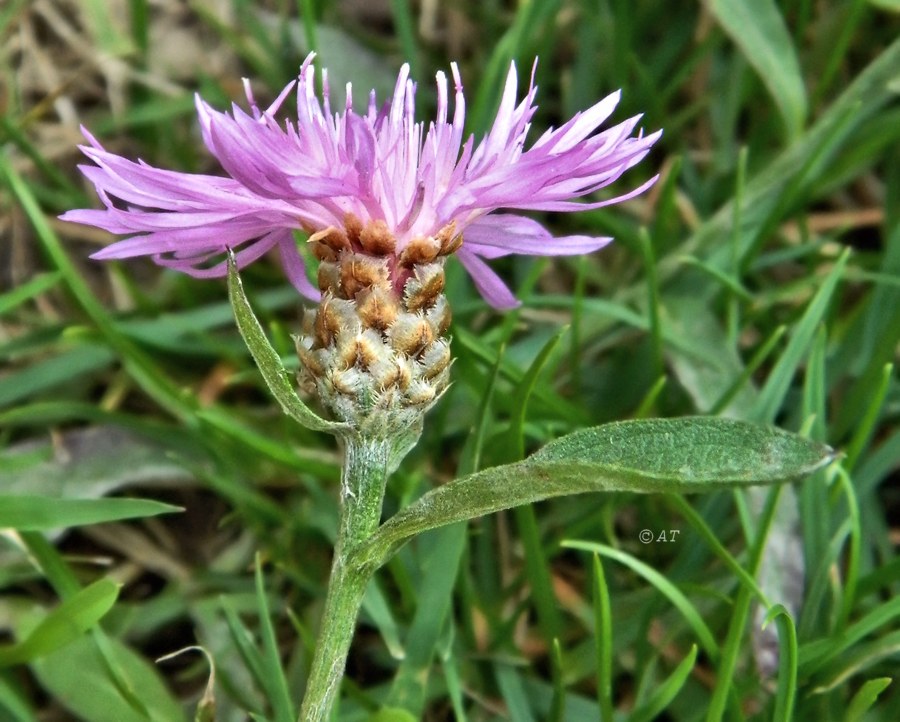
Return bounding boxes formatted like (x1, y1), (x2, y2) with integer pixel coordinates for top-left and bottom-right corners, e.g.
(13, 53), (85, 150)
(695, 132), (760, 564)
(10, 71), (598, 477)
(62, 54), (660, 309)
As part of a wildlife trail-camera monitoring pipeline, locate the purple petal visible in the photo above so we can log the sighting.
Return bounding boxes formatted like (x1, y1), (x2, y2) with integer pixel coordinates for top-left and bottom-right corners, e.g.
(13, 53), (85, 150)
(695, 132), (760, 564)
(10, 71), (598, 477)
(153, 233), (281, 278)
(513, 173), (660, 212)
(62, 56), (661, 311)
(456, 246), (520, 309)
(464, 214), (612, 259)
(278, 234), (322, 301)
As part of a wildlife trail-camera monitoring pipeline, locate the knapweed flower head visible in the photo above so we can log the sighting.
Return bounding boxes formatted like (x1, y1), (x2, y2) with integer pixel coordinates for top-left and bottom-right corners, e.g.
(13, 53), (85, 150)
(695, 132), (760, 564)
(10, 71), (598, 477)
(62, 53), (660, 310)
(63, 54), (659, 431)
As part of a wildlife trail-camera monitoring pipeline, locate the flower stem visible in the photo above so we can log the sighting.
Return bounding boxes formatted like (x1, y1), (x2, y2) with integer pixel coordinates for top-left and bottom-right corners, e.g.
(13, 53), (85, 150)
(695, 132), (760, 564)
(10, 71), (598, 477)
(299, 434), (391, 722)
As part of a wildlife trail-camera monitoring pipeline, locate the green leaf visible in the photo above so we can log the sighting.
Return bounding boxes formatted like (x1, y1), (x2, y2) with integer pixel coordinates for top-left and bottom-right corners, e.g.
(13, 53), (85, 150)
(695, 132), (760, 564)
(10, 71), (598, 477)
(0, 344), (114, 409)
(845, 678), (893, 721)
(869, 0), (900, 11)
(705, 0), (807, 138)
(752, 249), (849, 423)
(506, 326), (567, 462)
(494, 663), (537, 722)
(32, 633), (187, 722)
(672, 37), (900, 284)
(811, 629), (900, 693)
(253, 556), (295, 722)
(572, 543), (718, 658)
(799, 594), (900, 674)
(592, 555), (614, 722)
(367, 708), (418, 722)
(0, 153), (199, 423)
(358, 417), (835, 569)
(220, 597), (269, 713)
(763, 605), (798, 722)
(0, 579), (120, 666)
(0, 425), (196, 503)
(226, 252), (348, 435)
(0, 674), (37, 722)
(0, 271), (62, 316)
(0, 496), (182, 530)
(386, 523), (467, 714)
(548, 639), (564, 722)
(629, 645), (698, 722)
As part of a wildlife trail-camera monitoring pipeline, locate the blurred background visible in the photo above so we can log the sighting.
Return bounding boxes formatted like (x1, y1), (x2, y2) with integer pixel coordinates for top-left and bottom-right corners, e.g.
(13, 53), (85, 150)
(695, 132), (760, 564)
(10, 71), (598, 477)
(1, 1), (899, 720)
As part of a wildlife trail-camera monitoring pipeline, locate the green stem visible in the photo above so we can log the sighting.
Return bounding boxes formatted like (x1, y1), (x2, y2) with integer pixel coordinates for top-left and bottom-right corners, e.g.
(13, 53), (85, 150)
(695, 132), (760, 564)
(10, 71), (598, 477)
(299, 434), (391, 722)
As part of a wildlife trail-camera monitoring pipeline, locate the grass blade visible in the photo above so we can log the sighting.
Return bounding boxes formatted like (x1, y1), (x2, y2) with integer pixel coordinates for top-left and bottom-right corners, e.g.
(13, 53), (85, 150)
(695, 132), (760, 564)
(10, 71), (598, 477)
(705, 0), (807, 139)
(629, 644), (698, 722)
(592, 555), (614, 722)
(763, 605), (798, 721)
(0, 579), (120, 667)
(226, 252), (347, 434)
(253, 557), (295, 722)
(0, 496), (181, 531)
(568, 542), (718, 659)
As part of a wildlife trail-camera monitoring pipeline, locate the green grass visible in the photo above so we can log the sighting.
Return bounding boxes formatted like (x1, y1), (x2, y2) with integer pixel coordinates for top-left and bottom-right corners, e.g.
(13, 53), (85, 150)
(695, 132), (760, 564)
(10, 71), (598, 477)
(1, 0), (898, 720)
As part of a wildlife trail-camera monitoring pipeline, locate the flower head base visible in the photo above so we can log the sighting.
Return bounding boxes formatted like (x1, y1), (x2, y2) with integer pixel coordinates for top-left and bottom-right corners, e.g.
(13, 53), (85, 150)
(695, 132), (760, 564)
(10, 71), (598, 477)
(296, 215), (453, 430)
(62, 53), (660, 309)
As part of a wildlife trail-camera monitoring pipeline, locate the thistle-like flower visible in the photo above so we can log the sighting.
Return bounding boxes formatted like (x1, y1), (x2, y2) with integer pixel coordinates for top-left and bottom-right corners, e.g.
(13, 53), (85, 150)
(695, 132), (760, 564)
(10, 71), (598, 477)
(62, 54), (660, 431)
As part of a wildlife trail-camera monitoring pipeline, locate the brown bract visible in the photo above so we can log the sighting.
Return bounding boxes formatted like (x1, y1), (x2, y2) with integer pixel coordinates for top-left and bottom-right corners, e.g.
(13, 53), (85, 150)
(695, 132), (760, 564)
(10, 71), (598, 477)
(296, 216), (455, 429)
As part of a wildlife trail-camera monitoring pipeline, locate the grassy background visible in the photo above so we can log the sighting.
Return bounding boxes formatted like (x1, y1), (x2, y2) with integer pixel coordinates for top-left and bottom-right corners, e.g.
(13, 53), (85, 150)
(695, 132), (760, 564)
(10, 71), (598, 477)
(1, 0), (899, 720)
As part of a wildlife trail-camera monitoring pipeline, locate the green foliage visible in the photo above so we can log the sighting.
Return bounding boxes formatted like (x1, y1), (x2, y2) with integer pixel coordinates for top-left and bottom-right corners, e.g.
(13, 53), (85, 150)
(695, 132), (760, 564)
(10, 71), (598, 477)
(0, 579), (120, 666)
(705, 0), (808, 140)
(31, 633), (188, 722)
(1, 0), (898, 720)
(0, 495), (181, 530)
(226, 252), (347, 435)
(360, 418), (834, 571)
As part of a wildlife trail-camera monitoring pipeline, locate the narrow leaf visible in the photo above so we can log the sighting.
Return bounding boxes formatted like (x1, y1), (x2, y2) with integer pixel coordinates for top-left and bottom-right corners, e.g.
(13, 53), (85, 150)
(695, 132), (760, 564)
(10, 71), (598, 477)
(572, 544), (717, 658)
(0, 579), (120, 666)
(367, 709), (417, 722)
(32, 633), (187, 722)
(811, 629), (900, 693)
(763, 605), (798, 721)
(226, 252), (348, 434)
(705, 0), (807, 138)
(359, 418), (835, 569)
(548, 639), (564, 722)
(220, 597), (268, 707)
(494, 663), (537, 722)
(752, 249), (849, 423)
(254, 556), (295, 722)
(507, 327), (566, 462)
(845, 678), (893, 721)
(0, 272), (62, 316)
(386, 523), (467, 714)
(673, 37), (900, 283)
(629, 645), (698, 722)
(592, 555), (614, 722)
(0, 495), (182, 531)
(0, 674), (37, 722)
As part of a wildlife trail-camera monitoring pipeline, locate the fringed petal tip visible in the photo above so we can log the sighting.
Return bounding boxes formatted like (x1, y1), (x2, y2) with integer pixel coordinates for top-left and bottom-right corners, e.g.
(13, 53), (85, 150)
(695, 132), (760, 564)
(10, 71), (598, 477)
(58, 209), (87, 224)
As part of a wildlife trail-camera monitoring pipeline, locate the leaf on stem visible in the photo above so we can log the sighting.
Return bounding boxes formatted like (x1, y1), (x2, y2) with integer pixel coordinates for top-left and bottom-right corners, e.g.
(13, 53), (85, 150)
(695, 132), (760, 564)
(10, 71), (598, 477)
(358, 417), (836, 570)
(226, 252), (348, 435)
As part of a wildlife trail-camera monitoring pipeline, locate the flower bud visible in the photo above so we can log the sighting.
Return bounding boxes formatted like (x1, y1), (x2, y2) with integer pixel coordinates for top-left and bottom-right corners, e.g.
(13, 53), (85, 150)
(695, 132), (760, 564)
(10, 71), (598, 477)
(297, 218), (453, 433)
